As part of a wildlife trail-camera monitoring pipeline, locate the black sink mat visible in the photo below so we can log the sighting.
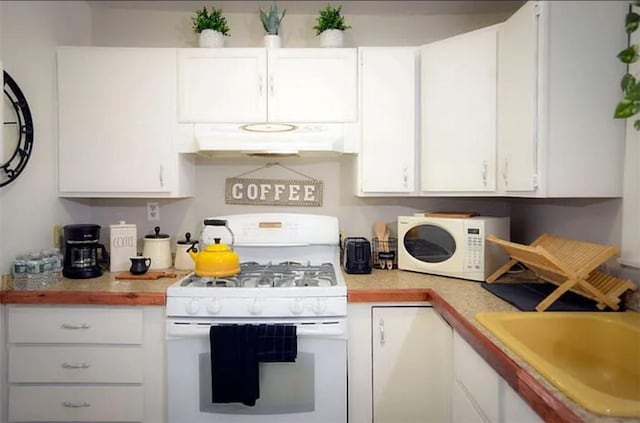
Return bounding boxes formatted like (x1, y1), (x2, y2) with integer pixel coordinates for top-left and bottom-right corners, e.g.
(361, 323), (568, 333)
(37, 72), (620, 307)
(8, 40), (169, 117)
(481, 282), (623, 312)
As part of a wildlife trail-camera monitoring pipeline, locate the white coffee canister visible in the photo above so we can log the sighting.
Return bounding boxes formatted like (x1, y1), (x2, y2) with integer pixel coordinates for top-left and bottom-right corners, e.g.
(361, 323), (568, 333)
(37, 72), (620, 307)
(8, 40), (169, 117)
(174, 232), (197, 271)
(109, 221), (137, 272)
(143, 226), (173, 270)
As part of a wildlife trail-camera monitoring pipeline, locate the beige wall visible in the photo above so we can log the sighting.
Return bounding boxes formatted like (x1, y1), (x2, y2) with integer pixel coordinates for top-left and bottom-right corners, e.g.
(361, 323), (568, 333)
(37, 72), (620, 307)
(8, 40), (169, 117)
(0, 1), (93, 273)
(0, 2), (634, 285)
(90, 7), (511, 48)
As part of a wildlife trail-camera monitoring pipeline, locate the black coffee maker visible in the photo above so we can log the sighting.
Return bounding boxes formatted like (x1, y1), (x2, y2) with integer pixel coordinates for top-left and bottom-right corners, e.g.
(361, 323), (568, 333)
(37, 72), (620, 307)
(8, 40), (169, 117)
(63, 224), (108, 279)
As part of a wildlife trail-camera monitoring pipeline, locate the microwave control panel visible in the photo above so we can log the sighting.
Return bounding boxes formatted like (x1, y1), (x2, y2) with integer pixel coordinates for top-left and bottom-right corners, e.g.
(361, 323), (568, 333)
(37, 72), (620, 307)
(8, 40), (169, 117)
(463, 226), (484, 271)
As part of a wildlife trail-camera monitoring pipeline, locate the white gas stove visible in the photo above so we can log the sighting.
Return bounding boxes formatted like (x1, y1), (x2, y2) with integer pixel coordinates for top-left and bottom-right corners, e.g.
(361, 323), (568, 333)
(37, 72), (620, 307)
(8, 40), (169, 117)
(166, 214), (348, 423)
(165, 213), (347, 319)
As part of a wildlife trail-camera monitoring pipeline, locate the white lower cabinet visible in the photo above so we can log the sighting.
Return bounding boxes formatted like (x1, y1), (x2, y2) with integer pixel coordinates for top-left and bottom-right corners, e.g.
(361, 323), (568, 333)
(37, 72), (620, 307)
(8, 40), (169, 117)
(348, 303), (452, 423)
(5, 305), (165, 423)
(453, 331), (543, 423)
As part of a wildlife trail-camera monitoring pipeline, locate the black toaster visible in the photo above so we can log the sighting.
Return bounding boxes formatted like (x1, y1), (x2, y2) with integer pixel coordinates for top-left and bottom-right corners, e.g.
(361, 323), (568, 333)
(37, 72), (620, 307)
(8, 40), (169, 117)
(343, 237), (372, 274)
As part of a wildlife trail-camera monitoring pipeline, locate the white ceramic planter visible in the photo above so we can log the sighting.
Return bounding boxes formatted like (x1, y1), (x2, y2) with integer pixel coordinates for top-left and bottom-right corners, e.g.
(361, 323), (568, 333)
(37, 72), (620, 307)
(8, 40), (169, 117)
(320, 29), (344, 48)
(199, 29), (225, 48)
(264, 34), (281, 48)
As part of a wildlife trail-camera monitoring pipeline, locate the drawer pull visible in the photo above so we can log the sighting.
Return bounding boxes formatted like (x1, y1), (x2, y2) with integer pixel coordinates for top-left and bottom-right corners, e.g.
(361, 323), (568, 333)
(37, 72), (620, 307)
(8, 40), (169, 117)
(61, 362), (90, 369)
(61, 323), (91, 330)
(62, 401), (91, 408)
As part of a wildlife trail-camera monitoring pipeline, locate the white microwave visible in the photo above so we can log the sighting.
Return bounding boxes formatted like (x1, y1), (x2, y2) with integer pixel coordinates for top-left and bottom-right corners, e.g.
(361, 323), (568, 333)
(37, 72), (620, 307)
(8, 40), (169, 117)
(397, 215), (510, 281)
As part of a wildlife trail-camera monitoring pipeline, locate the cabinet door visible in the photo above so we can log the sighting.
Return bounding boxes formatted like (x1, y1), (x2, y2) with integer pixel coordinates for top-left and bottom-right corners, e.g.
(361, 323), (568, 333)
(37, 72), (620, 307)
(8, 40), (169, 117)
(497, 1), (539, 193)
(453, 379), (489, 423)
(267, 49), (357, 122)
(372, 306), (452, 423)
(57, 47), (175, 194)
(178, 48), (266, 123)
(358, 47), (417, 194)
(420, 25), (499, 192)
(453, 331), (500, 423)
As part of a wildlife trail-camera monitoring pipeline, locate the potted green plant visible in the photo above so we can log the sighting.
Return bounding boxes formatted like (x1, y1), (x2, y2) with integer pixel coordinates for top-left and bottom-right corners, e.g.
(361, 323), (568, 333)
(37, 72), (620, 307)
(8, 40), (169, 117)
(192, 6), (230, 48)
(313, 3), (351, 48)
(615, 2), (640, 129)
(260, 1), (286, 48)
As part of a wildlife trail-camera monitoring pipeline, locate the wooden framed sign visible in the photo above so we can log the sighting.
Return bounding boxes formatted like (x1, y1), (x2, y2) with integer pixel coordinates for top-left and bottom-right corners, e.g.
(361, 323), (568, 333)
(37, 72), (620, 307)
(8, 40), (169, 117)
(225, 177), (323, 206)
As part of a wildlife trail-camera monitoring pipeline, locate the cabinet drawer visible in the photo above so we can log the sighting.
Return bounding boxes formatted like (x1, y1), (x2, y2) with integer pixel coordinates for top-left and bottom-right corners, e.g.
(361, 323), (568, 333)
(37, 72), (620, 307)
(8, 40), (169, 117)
(9, 346), (143, 383)
(9, 386), (143, 422)
(8, 305), (143, 344)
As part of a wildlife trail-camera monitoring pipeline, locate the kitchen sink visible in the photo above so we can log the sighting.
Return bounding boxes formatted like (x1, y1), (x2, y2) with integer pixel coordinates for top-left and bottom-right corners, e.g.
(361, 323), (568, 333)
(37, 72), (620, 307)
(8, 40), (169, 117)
(475, 311), (640, 417)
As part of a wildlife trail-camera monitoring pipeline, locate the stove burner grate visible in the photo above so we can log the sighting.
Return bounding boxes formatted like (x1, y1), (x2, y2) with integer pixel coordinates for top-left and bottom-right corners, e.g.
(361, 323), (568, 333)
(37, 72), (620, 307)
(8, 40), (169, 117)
(179, 262), (338, 288)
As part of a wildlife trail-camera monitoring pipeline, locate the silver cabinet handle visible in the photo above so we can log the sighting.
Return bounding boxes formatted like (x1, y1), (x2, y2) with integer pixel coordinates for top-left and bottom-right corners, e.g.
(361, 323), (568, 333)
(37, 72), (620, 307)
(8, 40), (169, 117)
(269, 74), (274, 96)
(159, 165), (164, 188)
(62, 401), (91, 408)
(61, 362), (90, 369)
(61, 323), (90, 330)
(259, 74), (264, 96)
(403, 165), (408, 188)
(502, 159), (509, 187)
(482, 160), (488, 187)
(379, 318), (385, 346)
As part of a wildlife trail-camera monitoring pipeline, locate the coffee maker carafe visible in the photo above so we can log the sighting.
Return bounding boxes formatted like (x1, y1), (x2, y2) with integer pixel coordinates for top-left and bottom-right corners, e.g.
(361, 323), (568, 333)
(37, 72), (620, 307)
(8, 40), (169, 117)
(63, 224), (108, 279)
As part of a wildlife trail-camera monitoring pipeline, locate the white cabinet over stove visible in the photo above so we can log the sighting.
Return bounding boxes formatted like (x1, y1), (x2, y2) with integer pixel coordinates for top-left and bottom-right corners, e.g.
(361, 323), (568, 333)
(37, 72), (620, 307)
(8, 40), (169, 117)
(177, 48), (358, 123)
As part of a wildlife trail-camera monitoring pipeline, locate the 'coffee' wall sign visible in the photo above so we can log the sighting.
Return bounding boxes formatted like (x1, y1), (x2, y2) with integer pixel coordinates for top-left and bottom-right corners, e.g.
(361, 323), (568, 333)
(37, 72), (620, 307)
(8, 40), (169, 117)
(224, 163), (323, 207)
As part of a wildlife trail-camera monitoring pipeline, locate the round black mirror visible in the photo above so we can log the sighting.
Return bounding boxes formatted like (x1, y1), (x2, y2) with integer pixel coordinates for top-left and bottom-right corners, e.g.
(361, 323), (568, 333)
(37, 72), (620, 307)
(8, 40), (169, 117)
(2, 70), (34, 188)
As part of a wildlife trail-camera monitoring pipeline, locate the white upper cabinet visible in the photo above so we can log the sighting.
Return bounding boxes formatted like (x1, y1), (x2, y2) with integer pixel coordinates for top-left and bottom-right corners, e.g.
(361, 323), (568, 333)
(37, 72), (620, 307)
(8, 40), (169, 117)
(268, 49), (358, 122)
(497, 1), (538, 193)
(177, 48), (357, 123)
(497, 0), (627, 197)
(356, 47), (417, 195)
(57, 47), (195, 198)
(178, 48), (267, 123)
(420, 25), (500, 193)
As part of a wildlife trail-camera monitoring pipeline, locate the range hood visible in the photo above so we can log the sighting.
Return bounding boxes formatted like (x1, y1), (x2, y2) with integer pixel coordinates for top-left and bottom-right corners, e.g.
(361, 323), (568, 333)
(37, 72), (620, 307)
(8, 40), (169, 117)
(193, 123), (359, 157)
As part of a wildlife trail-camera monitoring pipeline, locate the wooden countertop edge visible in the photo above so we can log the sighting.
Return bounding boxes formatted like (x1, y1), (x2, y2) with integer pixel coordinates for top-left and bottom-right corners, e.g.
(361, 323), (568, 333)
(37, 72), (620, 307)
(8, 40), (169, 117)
(350, 288), (583, 423)
(0, 290), (166, 306)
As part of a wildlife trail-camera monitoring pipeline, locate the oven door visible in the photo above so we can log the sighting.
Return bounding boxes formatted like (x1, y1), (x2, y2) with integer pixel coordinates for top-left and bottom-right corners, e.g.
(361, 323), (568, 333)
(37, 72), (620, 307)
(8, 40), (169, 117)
(166, 318), (347, 423)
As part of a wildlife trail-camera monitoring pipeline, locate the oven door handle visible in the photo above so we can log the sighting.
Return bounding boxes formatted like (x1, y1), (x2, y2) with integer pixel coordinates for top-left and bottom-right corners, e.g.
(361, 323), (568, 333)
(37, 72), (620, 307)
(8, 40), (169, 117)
(167, 323), (346, 339)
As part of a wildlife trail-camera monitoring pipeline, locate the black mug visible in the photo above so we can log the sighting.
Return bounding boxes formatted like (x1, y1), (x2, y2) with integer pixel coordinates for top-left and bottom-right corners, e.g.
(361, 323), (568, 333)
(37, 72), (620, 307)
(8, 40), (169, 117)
(130, 257), (151, 275)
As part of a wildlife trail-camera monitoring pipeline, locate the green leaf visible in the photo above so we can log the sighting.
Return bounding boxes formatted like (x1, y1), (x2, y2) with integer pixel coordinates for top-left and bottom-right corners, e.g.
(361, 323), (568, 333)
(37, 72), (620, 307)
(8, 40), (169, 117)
(626, 83), (640, 101)
(618, 45), (640, 64)
(614, 99), (640, 118)
(626, 11), (640, 33)
(621, 73), (636, 92)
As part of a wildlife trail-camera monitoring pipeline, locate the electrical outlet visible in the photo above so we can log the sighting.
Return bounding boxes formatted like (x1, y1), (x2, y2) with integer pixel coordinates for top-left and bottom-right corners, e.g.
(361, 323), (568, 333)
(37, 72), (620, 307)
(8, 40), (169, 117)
(147, 202), (160, 222)
(52, 225), (63, 248)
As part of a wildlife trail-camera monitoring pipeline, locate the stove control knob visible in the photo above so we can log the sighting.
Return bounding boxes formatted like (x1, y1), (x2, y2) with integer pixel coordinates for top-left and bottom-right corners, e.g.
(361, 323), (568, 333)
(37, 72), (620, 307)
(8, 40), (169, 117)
(207, 299), (222, 315)
(187, 299), (200, 315)
(290, 298), (304, 315)
(312, 298), (327, 315)
(249, 299), (262, 315)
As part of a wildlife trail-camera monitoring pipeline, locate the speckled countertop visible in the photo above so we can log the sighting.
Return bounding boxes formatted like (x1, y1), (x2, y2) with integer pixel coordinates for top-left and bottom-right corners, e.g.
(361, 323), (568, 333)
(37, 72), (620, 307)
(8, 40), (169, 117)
(1, 269), (638, 423)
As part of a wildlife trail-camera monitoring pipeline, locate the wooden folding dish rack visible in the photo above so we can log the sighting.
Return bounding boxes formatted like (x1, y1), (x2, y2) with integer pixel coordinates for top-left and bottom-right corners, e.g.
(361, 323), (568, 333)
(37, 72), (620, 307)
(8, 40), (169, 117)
(486, 233), (637, 312)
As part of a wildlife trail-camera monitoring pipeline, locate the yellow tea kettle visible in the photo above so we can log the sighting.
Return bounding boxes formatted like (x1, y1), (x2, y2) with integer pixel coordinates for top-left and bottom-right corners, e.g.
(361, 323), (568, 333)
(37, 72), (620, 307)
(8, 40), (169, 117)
(188, 220), (240, 278)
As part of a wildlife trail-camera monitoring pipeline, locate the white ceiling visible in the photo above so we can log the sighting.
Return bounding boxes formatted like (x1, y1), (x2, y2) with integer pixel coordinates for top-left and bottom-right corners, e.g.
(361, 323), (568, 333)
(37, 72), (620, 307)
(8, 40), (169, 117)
(87, 1), (525, 16)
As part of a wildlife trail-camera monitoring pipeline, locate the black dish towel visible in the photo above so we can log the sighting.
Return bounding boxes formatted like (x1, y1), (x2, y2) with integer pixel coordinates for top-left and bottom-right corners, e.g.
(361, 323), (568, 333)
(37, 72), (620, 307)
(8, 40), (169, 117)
(210, 325), (259, 406)
(256, 324), (297, 362)
(209, 324), (298, 407)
